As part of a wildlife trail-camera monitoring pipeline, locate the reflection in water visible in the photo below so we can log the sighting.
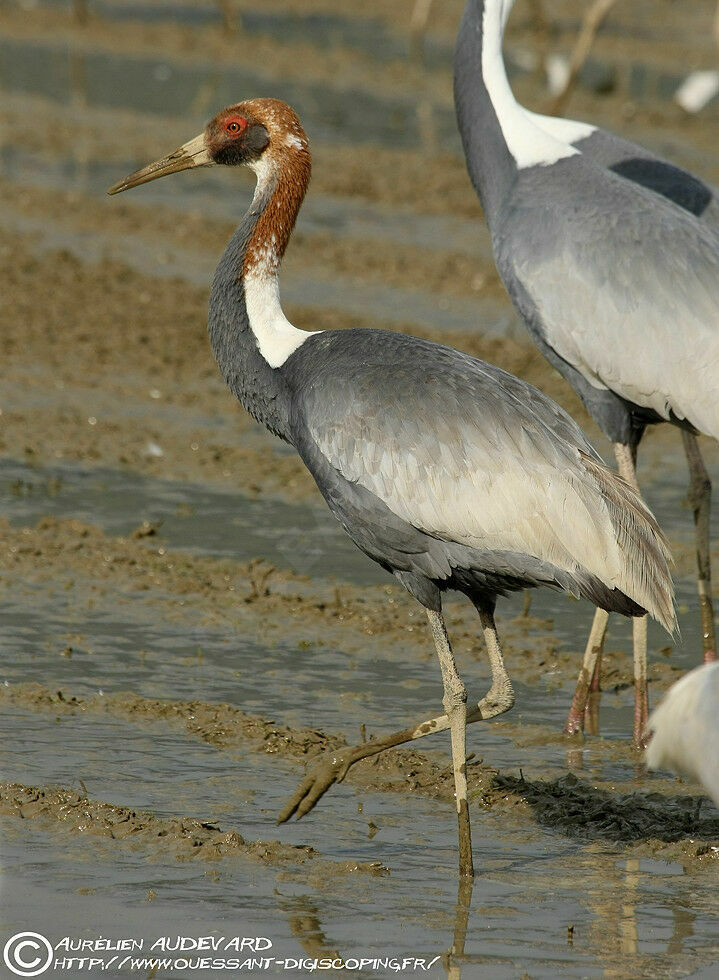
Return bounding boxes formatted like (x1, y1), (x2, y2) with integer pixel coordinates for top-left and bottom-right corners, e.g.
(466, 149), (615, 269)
(619, 857), (640, 956)
(443, 875), (473, 980)
(668, 903), (695, 955)
(584, 852), (700, 968)
(279, 895), (340, 962)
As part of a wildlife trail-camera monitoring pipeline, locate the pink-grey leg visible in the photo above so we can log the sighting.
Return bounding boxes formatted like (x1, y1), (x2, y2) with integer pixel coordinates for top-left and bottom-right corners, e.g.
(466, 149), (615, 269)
(681, 430), (716, 664)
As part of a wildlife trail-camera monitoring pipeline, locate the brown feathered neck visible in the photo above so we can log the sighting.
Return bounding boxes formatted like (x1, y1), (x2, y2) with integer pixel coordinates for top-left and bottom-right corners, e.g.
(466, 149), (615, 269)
(241, 98), (311, 278)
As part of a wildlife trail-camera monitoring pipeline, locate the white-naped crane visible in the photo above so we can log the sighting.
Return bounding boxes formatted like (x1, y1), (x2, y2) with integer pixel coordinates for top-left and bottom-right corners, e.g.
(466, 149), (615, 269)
(455, 0), (719, 744)
(108, 98), (675, 879)
(528, 107), (719, 736)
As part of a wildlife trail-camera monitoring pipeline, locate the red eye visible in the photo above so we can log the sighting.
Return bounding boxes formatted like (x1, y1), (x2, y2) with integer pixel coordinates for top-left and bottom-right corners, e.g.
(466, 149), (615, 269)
(225, 117), (247, 136)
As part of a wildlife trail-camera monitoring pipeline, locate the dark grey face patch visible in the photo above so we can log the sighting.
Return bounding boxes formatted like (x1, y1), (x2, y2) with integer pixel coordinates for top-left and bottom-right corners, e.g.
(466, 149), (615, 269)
(214, 123), (270, 166)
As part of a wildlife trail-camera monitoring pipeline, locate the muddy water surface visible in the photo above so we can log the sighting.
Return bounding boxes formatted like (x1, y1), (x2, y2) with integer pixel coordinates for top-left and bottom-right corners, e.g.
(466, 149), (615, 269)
(3, 1), (719, 977)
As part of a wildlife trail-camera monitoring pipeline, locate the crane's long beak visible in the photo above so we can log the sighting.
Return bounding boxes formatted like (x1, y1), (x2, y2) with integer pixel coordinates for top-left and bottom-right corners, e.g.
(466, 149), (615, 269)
(107, 133), (212, 195)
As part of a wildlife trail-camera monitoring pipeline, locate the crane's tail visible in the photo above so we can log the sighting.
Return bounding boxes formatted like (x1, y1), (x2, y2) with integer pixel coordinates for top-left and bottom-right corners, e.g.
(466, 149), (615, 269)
(579, 452), (677, 636)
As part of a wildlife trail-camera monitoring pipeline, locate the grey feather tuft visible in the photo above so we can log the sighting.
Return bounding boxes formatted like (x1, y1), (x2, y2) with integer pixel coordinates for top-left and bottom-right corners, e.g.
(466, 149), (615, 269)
(579, 452), (677, 636)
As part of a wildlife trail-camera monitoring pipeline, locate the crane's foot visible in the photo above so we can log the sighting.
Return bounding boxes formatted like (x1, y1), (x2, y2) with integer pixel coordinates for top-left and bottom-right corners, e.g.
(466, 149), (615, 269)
(476, 679), (514, 720)
(277, 748), (359, 823)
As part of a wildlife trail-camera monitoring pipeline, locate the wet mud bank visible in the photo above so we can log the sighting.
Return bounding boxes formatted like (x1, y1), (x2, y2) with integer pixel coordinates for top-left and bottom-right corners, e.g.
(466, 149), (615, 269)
(0, 781), (387, 877)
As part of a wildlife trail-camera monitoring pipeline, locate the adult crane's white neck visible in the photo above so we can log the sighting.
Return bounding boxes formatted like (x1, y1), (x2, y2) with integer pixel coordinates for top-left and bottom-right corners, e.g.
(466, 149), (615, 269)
(481, 0), (579, 169)
(243, 155), (318, 370)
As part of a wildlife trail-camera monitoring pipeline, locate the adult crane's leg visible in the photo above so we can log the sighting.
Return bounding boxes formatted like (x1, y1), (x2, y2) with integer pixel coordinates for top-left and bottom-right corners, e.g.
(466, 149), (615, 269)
(472, 599), (515, 718)
(681, 430), (716, 663)
(426, 608), (474, 879)
(564, 608), (609, 735)
(614, 442), (650, 746)
(564, 441), (647, 740)
(278, 602), (514, 832)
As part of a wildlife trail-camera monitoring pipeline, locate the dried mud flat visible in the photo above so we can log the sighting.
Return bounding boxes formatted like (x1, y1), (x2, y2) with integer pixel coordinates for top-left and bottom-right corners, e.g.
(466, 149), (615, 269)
(3, 0), (719, 975)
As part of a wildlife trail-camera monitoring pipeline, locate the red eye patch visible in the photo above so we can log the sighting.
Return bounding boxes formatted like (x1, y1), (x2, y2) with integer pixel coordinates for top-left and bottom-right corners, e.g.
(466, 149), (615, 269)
(224, 116), (248, 137)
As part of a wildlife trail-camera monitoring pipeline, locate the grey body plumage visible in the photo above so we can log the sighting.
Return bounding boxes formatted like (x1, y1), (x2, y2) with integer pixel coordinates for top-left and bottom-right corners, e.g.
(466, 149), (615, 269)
(108, 95), (676, 875)
(569, 128), (719, 224)
(456, 0), (719, 450)
(455, 0), (717, 738)
(287, 329), (656, 619)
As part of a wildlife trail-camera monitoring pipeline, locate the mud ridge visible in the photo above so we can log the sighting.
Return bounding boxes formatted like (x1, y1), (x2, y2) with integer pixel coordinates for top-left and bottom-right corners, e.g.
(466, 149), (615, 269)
(7, 679), (719, 870)
(0, 681), (503, 810)
(0, 780), (388, 875)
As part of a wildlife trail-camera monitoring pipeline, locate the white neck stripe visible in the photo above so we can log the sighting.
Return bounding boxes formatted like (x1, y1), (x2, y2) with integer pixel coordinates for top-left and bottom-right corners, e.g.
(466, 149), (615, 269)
(481, 1), (580, 169)
(244, 268), (317, 369)
(524, 109), (597, 146)
(243, 159), (319, 369)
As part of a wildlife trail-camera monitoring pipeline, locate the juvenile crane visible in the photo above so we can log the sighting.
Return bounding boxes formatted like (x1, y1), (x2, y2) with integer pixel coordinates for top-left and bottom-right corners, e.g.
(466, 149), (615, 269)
(455, 0), (719, 742)
(108, 98), (675, 878)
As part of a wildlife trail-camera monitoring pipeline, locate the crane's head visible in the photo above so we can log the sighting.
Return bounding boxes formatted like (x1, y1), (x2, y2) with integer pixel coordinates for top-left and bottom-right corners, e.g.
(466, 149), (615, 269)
(107, 98), (309, 195)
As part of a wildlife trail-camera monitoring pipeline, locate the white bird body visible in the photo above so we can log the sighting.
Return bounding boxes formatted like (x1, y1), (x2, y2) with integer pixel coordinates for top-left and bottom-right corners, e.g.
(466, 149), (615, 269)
(646, 662), (719, 806)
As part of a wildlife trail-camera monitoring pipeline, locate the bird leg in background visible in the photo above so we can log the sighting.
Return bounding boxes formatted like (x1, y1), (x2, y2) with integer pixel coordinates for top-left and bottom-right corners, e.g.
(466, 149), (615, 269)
(681, 430), (716, 663)
(547, 0), (620, 115)
(565, 440), (648, 738)
(564, 607), (609, 735)
(278, 604), (517, 830)
(409, 0), (434, 61)
(613, 441), (651, 747)
(633, 615), (649, 746)
(585, 650), (602, 736)
(426, 608), (474, 879)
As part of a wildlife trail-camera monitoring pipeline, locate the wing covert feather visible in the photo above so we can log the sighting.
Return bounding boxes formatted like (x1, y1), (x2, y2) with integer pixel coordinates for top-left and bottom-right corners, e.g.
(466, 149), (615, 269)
(500, 166), (719, 437)
(304, 348), (622, 586)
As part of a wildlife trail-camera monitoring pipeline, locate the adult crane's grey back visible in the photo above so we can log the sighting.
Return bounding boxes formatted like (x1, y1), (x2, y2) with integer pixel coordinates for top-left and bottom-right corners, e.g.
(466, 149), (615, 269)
(526, 110), (719, 225)
(454, 0), (719, 448)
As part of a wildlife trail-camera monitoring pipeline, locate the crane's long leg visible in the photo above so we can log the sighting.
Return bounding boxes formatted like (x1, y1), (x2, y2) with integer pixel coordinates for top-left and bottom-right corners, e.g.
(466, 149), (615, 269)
(426, 608), (474, 879)
(564, 607), (609, 734)
(614, 442), (650, 746)
(565, 441), (648, 742)
(473, 600), (515, 718)
(681, 430), (716, 663)
(277, 603), (514, 836)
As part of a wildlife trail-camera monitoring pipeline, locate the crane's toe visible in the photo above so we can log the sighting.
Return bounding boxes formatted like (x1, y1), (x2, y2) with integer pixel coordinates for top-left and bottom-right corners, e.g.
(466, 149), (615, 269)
(277, 750), (356, 824)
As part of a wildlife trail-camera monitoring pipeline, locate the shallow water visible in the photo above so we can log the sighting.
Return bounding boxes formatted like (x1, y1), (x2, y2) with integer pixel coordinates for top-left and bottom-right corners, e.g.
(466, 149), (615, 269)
(0, 35), (460, 150)
(4, 701), (719, 979)
(1, 448), (718, 763)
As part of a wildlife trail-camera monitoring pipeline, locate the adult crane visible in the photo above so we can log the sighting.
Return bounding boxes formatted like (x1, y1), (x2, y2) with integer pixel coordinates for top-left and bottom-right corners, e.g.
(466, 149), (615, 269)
(108, 98), (675, 878)
(528, 108), (719, 735)
(525, 16), (719, 735)
(454, 0), (719, 743)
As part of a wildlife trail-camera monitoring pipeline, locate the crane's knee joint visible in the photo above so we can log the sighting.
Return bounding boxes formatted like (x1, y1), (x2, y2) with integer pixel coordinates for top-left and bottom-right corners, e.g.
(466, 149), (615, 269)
(442, 683), (467, 716)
